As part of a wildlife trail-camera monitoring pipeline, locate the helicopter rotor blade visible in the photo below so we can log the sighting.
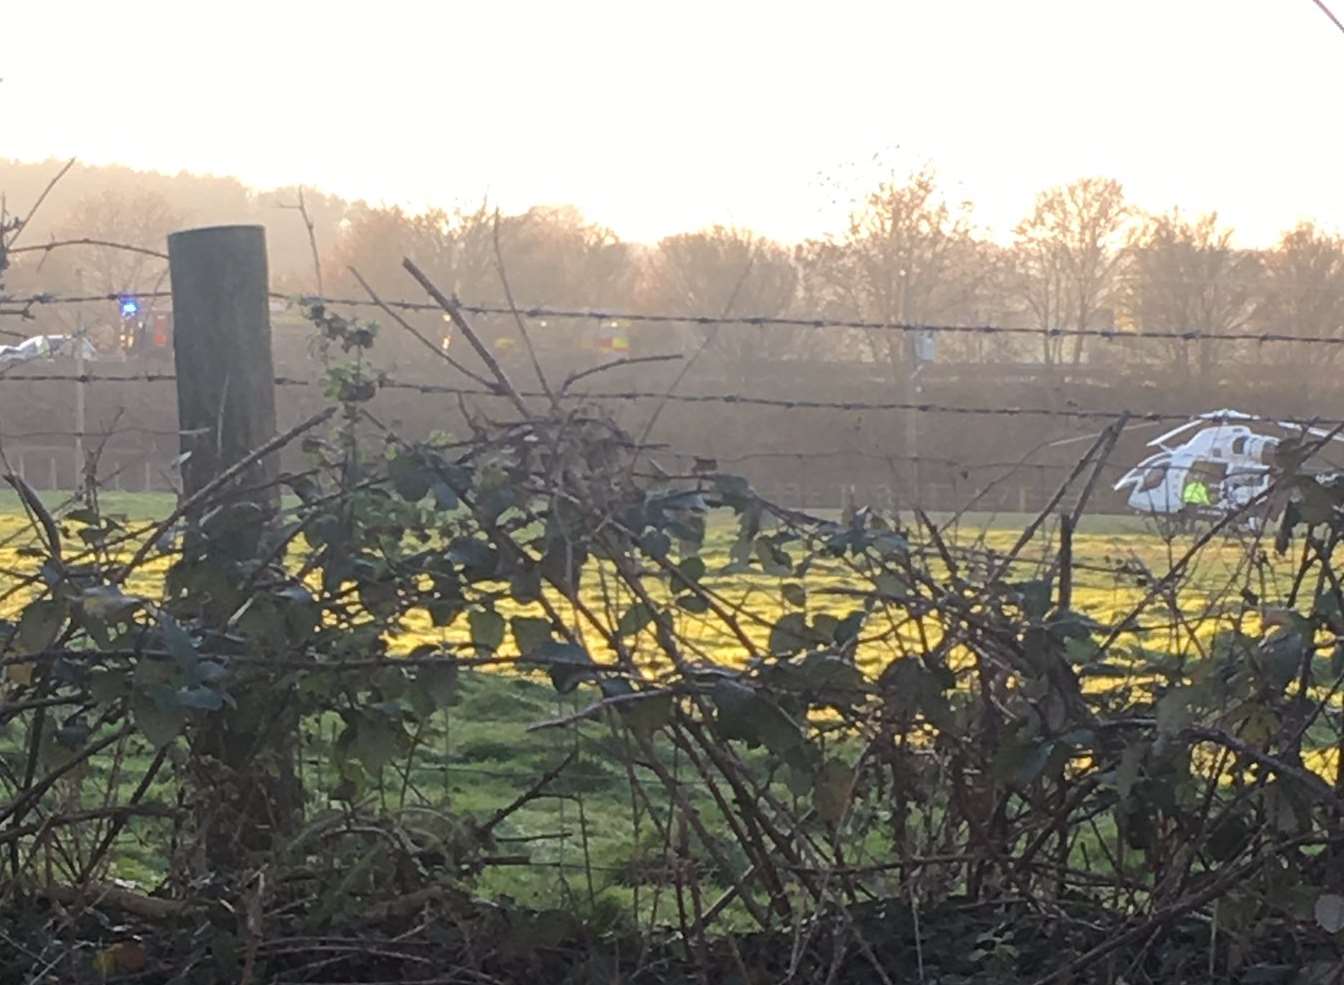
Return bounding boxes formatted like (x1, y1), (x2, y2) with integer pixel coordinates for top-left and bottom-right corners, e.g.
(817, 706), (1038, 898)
(1049, 409), (1260, 451)
(1046, 418), (1168, 449)
(1146, 409), (1258, 448)
(1278, 420), (1344, 443)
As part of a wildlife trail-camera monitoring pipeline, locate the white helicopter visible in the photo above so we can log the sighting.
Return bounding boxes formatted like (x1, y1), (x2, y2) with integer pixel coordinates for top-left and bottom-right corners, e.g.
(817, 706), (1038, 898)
(1110, 409), (1344, 532)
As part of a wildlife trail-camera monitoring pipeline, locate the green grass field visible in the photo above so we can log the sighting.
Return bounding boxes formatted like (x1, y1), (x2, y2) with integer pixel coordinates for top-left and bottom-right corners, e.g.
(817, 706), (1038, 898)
(0, 492), (1305, 912)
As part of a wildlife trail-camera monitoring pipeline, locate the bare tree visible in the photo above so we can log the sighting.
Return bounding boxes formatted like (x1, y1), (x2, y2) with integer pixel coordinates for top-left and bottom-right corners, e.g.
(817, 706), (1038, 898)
(1119, 209), (1258, 379)
(19, 189), (182, 351)
(496, 206), (636, 310)
(50, 189), (180, 296)
(331, 203), (494, 300)
(1012, 177), (1128, 366)
(642, 225), (799, 370)
(798, 167), (983, 370)
(331, 203), (640, 365)
(1254, 221), (1344, 366)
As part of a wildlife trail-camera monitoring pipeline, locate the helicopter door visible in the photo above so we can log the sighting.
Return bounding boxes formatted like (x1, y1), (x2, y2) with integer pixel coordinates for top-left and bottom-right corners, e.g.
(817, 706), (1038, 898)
(1129, 460), (1187, 514)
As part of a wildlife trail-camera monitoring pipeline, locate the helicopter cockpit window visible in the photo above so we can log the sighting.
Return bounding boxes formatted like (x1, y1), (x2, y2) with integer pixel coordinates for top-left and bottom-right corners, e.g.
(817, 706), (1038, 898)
(1232, 436), (1247, 455)
(1141, 466), (1167, 491)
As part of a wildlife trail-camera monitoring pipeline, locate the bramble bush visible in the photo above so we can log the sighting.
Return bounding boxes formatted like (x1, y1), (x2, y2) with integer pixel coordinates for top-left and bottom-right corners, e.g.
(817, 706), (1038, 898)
(4, 264), (1344, 982)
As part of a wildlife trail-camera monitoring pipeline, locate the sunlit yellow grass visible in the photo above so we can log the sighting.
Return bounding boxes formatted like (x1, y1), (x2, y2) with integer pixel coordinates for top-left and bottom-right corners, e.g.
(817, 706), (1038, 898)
(0, 506), (1284, 685)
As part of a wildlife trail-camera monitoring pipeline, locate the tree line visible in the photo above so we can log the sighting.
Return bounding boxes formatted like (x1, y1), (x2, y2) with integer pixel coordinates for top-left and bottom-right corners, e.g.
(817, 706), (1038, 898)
(6, 157), (1344, 378)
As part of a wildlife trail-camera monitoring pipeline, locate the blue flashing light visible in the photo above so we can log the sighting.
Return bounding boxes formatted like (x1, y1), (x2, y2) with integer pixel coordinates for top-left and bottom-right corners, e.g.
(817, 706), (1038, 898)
(119, 296), (139, 318)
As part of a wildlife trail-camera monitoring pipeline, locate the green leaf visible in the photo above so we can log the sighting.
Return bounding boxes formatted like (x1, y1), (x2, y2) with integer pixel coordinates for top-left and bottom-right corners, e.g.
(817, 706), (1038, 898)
(1063, 637), (1100, 665)
(235, 598), (286, 652)
(78, 585), (140, 622)
(18, 599), (66, 655)
(1207, 814), (1250, 863)
(88, 669), (128, 704)
(873, 571), (906, 599)
(77, 527), (108, 546)
(711, 679), (804, 756)
(811, 613), (839, 640)
(1263, 781), (1305, 834)
(1156, 686), (1196, 736)
(1316, 894), (1344, 934)
(511, 616), (553, 657)
(639, 528), (671, 561)
(431, 481), (459, 511)
(1049, 609), (1101, 639)
(710, 680), (758, 743)
(618, 602), (655, 638)
(1115, 741), (1145, 799)
(350, 712), (405, 773)
(792, 653), (868, 709)
(879, 657), (951, 726)
(1258, 629), (1307, 692)
(540, 541), (585, 594)
(989, 736), (1059, 790)
(675, 594), (711, 614)
(813, 758), (855, 825)
(448, 537), (498, 579)
(832, 610), (865, 646)
(176, 685), (225, 711)
(418, 661), (458, 707)
(781, 583), (807, 608)
(131, 691), (186, 748)
(872, 532), (908, 558)
(157, 611), (197, 667)
(427, 600), (462, 627)
(675, 556), (706, 585)
(754, 538), (792, 576)
(469, 609), (506, 653)
(1314, 589), (1344, 633)
(1297, 479), (1336, 526)
(1011, 740), (1056, 786)
(388, 452), (433, 502)
(539, 641), (594, 693)
(280, 589), (320, 644)
(769, 613), (812, 655)
(358, 579), (399, 619)
(510, 567), (542, 604)
(618, 690), (674, 739)
(55, 719), (90, 749)
(1012, 580), (1053, 621)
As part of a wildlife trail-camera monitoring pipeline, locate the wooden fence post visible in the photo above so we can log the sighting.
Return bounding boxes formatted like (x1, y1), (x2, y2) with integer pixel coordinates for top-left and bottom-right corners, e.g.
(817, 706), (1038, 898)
(167, 224), (295, 866)
(167, 225), (279, 515)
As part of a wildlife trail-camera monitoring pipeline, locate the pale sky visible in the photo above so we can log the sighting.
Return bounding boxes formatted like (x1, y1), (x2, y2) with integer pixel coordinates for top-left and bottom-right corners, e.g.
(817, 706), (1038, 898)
(4, 0), (1343, 246)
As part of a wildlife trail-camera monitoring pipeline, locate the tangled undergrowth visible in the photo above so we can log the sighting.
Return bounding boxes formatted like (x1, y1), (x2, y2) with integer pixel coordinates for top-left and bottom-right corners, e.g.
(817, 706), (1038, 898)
(4, 260), (1344, 984)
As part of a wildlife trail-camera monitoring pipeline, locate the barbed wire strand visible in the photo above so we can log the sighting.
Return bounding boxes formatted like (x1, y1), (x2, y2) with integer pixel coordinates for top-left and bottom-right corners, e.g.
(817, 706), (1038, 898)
(11, 288), (1344, 349)
(4, 369), (1342, 427)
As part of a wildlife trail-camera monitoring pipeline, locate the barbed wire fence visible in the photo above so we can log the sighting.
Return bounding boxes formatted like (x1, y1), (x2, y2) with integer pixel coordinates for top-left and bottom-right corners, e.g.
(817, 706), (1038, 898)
(8, 229), (1344, 981)
(5, 282), (1344, 526)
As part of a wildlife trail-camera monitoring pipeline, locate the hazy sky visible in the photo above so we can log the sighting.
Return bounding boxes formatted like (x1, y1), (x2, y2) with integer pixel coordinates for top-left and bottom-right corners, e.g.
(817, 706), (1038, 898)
(5, 1), (1343, 246)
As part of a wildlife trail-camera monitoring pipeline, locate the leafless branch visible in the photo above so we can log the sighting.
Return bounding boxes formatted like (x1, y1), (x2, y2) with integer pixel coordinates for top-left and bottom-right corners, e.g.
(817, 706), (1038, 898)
(492, 209), (556, 409)
(1311, 0), (1344, 37)
(11, 238), (169, 262)
(637, 253), (756, 449)
(562, 353), (683, 393)
(281, 187), (324, 296)
(7, 158), (76, 250)
(347, 266), (495, 389)
(401, 257), (532, 420)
